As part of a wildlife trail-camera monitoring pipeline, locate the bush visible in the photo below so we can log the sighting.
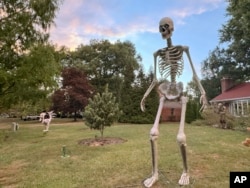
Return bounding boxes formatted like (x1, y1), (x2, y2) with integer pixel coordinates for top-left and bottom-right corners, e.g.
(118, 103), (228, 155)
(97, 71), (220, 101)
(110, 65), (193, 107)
(119, 115), (154, 124)
(193, 106), (250, 131)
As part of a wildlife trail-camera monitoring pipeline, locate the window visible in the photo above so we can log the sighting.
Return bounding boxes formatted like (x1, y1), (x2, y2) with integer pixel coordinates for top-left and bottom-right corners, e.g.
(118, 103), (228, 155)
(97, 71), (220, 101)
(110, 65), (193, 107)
(230, 99), (250, 117)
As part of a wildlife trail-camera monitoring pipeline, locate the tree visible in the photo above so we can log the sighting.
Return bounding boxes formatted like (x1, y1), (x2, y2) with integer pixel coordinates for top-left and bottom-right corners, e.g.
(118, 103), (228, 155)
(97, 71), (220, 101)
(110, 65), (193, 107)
(185, 79), (204, 123)
(84, 85), (121, 137)
(0, 0), (62, 57)
(1, 43), (63, 109)
(201, 0), (250, 89)
(219, 0), (250, 81)
(119, 66), (158, 123)
(0, 0), (62, 109)
(72, 39), (141, 102)
(185, 100), (201, 123)
(52, 67), (93, 121)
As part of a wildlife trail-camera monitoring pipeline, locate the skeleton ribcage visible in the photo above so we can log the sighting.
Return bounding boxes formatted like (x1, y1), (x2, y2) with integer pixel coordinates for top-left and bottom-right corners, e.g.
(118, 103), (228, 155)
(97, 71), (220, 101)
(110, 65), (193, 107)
(158, 46), (184, 83)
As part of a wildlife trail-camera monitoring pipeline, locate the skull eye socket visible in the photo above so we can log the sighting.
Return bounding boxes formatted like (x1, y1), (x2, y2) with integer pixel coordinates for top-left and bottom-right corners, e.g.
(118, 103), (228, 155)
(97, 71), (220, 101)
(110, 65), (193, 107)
(159, 24), (169, 32)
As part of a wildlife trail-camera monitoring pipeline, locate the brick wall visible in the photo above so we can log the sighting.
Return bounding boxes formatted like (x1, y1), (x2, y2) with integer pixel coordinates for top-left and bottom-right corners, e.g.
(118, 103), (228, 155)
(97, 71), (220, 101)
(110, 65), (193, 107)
(161, 107), (181, 122)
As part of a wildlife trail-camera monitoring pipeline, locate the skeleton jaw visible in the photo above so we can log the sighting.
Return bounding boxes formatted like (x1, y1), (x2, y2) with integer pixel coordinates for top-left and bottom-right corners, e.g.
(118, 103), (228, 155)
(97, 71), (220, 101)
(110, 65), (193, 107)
(161, 30), (173, 39)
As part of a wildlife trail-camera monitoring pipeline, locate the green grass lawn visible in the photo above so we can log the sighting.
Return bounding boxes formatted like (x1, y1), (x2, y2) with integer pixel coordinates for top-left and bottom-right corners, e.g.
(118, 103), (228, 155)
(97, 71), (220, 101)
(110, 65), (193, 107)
(0, 118), (249, 188)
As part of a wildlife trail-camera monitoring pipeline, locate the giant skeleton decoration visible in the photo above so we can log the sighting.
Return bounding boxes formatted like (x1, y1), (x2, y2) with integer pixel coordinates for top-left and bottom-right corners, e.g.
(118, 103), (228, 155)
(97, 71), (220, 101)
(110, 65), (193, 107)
(140, 17), (208, 187)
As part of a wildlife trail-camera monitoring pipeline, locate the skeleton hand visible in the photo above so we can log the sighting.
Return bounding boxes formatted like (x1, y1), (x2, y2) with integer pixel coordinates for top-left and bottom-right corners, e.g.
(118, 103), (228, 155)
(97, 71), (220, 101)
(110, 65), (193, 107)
(199, 94), (208, 112)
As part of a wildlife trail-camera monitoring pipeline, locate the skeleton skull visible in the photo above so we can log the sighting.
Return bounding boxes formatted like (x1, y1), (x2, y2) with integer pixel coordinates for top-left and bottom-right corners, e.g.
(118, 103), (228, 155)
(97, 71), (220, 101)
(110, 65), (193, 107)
(159, 17), (174, 39)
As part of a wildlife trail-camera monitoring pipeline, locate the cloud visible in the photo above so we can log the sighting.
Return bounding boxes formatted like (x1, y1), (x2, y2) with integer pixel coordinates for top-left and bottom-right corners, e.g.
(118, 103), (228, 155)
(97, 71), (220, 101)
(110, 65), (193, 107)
(171, 7), (206, 19)
(49, 0), (225, 50)
(166, 0), (225, 25)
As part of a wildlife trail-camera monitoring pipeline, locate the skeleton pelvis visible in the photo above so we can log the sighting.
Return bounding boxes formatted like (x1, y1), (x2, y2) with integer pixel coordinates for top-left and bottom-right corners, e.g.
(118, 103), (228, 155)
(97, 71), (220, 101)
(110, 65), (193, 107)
(158, 81), (183, 100)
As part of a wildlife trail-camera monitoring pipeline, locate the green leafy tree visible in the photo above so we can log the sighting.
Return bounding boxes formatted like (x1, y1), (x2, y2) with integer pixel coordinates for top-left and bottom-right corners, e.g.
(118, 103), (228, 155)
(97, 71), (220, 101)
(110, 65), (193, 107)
(119, 66), (158, 123)
(0, 0), (62, 55)
(219, 0), (250, 81)
(185, 100), (201, 123)
(201, 0), (250, 92)
(201, 47), (237, 100)
(1, 43), (62, 110)
(0, 0), (62, 109)
(84, 85), (121, 137)
(185, 79), (203, 123)
(70, 39), (142, 123)
(71, 39), (141, 102)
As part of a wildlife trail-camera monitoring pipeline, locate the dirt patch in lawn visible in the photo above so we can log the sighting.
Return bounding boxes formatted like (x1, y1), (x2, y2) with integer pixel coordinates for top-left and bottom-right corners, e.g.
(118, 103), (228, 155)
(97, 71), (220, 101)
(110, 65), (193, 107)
(78, 137), (127, 146)
(0, 160), (28, 187)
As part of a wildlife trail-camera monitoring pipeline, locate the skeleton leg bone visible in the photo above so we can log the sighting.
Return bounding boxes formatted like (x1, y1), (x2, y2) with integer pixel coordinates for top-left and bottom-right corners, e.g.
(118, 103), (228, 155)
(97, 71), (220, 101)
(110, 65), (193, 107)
(43, 124), (49, 133)
(45, 123), (49, 132)
(143, 96), (165, 188)
(43, 120), (50, 132)
(143, 136), (158, 188)
(177, 96), (189, 185)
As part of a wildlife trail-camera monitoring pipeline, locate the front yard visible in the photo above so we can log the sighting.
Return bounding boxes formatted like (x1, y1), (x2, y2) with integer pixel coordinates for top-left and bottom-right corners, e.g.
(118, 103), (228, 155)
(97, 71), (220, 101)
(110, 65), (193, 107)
(0, 118), (249, 187)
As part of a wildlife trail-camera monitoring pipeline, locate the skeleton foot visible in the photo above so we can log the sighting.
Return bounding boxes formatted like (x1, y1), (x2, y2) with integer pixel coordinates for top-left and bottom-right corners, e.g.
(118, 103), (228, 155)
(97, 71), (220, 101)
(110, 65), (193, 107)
(178, 172), (189, 185)
(43, 130), (49, 134)
(143, 173), (158, 188)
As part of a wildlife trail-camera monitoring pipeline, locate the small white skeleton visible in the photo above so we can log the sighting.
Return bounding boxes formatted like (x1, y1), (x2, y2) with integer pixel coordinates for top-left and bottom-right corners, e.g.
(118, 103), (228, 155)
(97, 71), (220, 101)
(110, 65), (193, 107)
(39, 111), (53, 133)
(140, 17), (208, 187)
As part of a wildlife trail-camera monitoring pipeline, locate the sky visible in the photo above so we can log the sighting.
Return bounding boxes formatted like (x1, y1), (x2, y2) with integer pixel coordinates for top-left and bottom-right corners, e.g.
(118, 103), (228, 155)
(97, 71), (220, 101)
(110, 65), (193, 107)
(49, 0), (228, 87)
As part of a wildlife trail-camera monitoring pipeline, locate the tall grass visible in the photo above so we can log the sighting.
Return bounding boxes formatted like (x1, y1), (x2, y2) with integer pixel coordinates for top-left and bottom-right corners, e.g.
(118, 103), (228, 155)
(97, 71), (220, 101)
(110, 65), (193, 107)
(0, 118), (249, 188)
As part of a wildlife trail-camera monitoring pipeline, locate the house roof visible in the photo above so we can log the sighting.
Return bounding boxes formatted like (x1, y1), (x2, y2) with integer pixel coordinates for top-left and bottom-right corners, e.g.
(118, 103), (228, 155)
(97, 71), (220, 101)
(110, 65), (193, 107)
(210, 82), (250, 102)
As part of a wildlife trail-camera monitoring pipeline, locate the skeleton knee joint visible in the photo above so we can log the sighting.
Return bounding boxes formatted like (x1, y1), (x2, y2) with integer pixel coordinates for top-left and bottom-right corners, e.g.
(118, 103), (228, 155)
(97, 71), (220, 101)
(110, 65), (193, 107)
(150, 127), (159, 138)
(177, 133), (186, 145)
(150, 135), (158, 141)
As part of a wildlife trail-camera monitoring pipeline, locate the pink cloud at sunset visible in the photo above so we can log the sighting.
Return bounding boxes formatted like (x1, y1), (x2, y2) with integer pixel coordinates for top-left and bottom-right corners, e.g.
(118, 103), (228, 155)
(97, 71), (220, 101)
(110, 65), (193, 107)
(49, 0), (227, 84)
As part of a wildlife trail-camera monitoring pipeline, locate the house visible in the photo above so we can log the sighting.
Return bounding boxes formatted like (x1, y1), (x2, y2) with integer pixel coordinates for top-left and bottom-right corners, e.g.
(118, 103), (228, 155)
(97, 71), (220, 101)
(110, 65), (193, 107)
(210, 77), (250, 117)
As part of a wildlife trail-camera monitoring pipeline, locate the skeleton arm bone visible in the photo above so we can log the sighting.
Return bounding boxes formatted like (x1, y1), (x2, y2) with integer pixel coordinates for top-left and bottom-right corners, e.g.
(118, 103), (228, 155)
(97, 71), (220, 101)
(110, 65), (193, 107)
(183, 46), (208, 111)
(140, 51), (159, 112)
(140, 80), (157, 112)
